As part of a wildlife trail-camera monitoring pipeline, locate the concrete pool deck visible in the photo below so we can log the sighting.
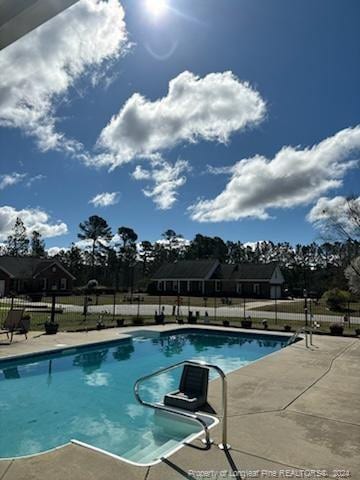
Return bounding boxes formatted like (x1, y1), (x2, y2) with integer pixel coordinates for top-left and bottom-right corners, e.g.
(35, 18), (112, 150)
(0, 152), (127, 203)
(0, 325), (359, 479)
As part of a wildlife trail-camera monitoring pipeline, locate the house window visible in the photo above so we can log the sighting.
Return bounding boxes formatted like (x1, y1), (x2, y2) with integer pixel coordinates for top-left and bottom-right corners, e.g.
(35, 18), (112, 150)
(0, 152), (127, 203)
(215, 281), (221, 292)
(157, 281), (163, 291)
(173, 281), (178, 291)
(41, 278), (47, 290)
(51, 279), (58, 290)
(236, 283), (242, 294)
(253, 283), (260, 295)
(60, 278), (67, 290)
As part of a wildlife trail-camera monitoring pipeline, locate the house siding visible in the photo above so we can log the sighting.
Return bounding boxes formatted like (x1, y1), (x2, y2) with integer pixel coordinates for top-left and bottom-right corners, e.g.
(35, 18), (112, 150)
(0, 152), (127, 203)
(0, 270), (11, 297)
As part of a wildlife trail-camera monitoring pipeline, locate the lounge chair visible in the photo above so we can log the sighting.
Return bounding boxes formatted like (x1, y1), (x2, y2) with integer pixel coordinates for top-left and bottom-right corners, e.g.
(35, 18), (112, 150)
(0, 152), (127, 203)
(164, 365), (209, 412)
(0, 309), (28, 343)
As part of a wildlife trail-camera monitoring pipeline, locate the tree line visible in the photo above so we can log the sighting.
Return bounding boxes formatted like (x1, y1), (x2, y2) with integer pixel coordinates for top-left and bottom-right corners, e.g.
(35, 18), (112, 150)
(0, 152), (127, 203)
(1, 212), (359, 296)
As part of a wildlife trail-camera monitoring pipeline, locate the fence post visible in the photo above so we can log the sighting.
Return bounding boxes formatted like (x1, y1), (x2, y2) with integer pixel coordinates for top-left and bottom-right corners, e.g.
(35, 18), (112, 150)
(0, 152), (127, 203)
(83, 295), (88, 322)
(214, 296), (217, 323)
(113, 291), (116, 322)
(137, 296), (140, 320)
(243, 297), (246, 321)
(274, 293), (278, 324)
(51, 294), (56, 324)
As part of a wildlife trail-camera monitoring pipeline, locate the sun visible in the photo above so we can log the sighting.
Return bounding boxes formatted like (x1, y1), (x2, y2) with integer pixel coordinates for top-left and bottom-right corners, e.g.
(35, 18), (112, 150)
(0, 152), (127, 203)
(145, 0), (169, 19)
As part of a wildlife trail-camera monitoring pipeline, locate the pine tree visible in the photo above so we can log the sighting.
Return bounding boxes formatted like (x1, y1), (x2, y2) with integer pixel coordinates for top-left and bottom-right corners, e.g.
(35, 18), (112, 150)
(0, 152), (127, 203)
(30, 231), (46, 257)
(6, 217), (29, 256)
(78, 215), (112, 271)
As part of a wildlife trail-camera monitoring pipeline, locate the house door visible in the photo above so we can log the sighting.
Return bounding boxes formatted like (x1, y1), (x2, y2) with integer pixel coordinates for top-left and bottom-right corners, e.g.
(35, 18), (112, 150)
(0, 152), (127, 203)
(0, 280), (5, 297)
(270, 285), (281, 299)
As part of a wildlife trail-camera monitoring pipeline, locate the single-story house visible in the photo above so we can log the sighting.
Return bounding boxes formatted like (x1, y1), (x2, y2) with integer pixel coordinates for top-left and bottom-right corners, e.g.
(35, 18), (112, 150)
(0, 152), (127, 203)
(0, 256), (75, 297)
(150, 260), (284, 299)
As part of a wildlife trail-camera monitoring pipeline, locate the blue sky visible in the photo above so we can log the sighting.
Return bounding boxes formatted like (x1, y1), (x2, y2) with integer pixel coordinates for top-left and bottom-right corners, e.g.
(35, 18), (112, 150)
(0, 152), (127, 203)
(0, 0), (359, 251)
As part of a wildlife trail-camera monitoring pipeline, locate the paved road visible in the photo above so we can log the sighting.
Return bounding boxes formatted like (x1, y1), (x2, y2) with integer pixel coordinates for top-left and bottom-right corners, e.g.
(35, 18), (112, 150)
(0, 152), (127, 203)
(69, 303), (360, 324)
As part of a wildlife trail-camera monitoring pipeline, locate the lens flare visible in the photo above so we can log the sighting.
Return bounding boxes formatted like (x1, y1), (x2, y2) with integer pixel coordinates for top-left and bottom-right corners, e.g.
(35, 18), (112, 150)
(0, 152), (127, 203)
(145, 0), (168, 19)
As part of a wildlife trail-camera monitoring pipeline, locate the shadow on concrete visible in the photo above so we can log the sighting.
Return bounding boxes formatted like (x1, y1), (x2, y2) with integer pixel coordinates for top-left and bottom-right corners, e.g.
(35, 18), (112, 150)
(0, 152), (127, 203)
(160, 446), (243, 479)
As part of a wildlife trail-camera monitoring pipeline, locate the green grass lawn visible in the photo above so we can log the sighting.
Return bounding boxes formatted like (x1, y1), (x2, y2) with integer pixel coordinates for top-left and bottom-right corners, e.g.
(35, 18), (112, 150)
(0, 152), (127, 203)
(250, 299), (360, 317)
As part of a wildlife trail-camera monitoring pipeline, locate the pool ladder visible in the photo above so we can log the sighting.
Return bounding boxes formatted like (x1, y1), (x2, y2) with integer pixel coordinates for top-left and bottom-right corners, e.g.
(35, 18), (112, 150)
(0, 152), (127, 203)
(134, 360), (231, 450)
(286, 326), (313, 348)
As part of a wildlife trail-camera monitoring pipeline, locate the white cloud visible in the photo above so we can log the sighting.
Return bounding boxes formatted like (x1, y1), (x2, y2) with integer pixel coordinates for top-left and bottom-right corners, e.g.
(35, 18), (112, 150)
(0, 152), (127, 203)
(0, 0), (128, 153)
(26, 174), (46, 188)
(0, 172), (27, 189)
(206, 164), (235, 175)
(95, 70), (266, 168)
(89, 191), (120, 207)
(189, 126), (360, 222)
(47, 246), (68, 256)
(307, 196), (360, 234)
(132, 158), (190, 209)
(0, 172), (47, 190)
(0, 206), (68, 240)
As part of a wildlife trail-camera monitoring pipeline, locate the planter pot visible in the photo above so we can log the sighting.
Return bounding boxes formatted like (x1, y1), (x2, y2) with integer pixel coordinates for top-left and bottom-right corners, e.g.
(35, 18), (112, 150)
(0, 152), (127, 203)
(241, 320), (252, 329)
(329, 324), (344, 336)
(284, 325), (292, 332)
(223, 320), (230, 327)
(132, 318), (144, 326)
(45, 322), (59, 335)
(116, 319), (124, 327)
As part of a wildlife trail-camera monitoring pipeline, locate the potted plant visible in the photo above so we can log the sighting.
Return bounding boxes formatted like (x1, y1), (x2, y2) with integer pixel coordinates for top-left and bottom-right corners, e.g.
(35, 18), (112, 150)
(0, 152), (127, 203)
(329, 323), (344, 336)
(116, 318), (125, 327)
(284, 325), (292, 332)
(132, 317), (144, 326)
(44, 319), (59, 335)
(241, 318), (252, 328)
(223, 320), (230, 327)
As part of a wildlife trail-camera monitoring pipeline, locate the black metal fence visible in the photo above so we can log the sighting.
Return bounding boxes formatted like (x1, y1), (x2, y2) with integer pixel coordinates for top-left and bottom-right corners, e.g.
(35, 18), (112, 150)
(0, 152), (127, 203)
(0, 291), (359, 334)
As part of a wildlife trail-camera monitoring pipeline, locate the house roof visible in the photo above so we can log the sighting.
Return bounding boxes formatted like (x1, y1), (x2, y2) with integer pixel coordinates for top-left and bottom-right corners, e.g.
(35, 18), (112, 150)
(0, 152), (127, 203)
(214, 262), (279, 281)
(152, 260), (280, 282)
(0, 256), (75, 279)
(152, 260), (219, 280)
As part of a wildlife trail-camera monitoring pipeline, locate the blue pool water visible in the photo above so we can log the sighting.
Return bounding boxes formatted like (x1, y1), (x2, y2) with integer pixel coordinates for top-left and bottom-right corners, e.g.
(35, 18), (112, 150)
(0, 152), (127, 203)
(0, 328), (287, 464)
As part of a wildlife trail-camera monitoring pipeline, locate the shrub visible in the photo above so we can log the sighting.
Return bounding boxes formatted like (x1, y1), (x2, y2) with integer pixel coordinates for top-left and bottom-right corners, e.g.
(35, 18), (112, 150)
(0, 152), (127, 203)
(322, 288), (351, 311)
(241, 319), (252, 329)
(132, 317), (144, 326)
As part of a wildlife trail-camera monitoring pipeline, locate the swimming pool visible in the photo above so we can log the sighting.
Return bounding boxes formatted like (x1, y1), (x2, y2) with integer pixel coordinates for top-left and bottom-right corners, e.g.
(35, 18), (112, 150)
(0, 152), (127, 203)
(0, 328), (288, 465)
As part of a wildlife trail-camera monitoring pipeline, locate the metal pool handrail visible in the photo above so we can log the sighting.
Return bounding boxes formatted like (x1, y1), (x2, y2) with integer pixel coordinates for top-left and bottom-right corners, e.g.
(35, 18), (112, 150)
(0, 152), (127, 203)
(286, 326), (313, 347)
(134, 359), (230, 450)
